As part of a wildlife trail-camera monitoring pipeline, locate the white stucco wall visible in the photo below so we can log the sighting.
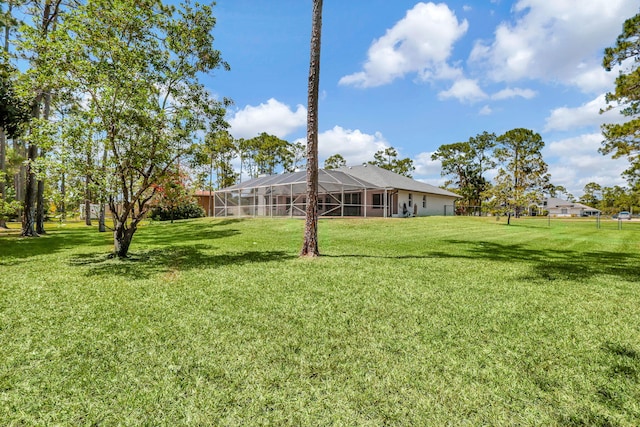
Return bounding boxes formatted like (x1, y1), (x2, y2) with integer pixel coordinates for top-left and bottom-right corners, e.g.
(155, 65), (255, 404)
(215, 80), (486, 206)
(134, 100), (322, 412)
(396, 191), (456, 216)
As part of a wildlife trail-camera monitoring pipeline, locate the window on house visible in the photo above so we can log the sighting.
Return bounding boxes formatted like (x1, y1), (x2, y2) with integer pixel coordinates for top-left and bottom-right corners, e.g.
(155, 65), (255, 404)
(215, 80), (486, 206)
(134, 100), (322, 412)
(343, 193), (361, 205)
(422, 195), (426, 208)
(408, 193), (412, 207)
(372, 194), (382, 209)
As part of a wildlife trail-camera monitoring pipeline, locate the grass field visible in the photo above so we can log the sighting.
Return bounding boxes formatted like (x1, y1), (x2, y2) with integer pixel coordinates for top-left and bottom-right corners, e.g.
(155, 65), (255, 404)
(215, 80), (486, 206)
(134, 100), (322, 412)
(1, 216), (639, 425)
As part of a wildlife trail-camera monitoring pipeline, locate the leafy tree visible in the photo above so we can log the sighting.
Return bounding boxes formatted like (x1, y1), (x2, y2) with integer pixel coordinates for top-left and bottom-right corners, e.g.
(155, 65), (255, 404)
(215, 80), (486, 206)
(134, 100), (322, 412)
(324, 153), (346, 169)
(13, 0), (62, 237)
(201, 129), (238, 189)
(368, 146), (415, 177)
(55, 106), (102, 227)
(0, 63), (29, 139)
(149, 167), (202, 223)
(245, 132), (292, 176)
(288, 141), (306, 172)
(580, 182), (602, 207)
(601, 185), (634, 214)
(0, 62), (29, 228)
(236, 137), (250, 180)
(0, 145), (26, 225)
(544, 182), (576, 202)
(301, 0), (322, 258)
(431, 131), (495, 214)
(488, 128), (549, 220)
(601, 12), (640, 187)
(544, 184), (569, 199)
(11, 8), (64, 235)
(47, 0), (229, 257)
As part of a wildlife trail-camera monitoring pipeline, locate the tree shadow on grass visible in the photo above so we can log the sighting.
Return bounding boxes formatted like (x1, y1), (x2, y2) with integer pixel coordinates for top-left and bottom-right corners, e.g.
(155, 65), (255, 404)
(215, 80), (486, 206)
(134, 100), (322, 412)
(69, 245), (295, 278)
(0, 228), (111, 265)
(431, 240), (640, 283)
(0, 219), (244, 266)
(326, 239), (640, 283)
(571, 342), (640, 425)
(128, 218), (245, 247)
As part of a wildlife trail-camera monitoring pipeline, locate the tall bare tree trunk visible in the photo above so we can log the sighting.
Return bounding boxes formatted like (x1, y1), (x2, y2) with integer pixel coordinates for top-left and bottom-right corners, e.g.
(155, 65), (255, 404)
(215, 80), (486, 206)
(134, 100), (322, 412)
(35, 170), (45, 233)
(22, 143), (38, 236)
(300, 0), (323, 257)
(98, 144), (107, 231)
(36, 92), (51, 234)
(14, 138), (24, 218)
(1, 0), (13, 229)
(84, 188), (92, 225)
(0, 128), (7, 229)
(22, 0), (60, 237)
(22, 94), (43, 237)
(60, 171), (65, 221)
(85, 144), (92, 226)
(209, 153), (214, 216)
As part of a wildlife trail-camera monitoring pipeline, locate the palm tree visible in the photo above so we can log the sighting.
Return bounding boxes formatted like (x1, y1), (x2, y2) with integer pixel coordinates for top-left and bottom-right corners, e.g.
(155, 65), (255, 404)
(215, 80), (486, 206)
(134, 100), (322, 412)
(300, 0), (323, 257)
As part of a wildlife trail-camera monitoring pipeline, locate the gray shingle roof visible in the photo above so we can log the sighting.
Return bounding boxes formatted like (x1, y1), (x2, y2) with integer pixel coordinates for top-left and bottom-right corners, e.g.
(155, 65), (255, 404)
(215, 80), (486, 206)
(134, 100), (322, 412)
(336, 164), (459, 198)
(217, 164), (459, 199)
(221, 169), (378, 191)
(543, 197), (599, 212)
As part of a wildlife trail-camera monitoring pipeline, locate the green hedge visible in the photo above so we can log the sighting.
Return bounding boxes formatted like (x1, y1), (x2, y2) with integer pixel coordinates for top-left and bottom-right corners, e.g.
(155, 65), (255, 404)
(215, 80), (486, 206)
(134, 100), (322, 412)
(148, 202), (205, 221)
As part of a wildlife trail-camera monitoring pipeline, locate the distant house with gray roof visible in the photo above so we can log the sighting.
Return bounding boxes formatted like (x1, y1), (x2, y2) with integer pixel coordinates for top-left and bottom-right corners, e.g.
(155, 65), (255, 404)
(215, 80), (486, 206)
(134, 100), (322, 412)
(531, 197), (600, 217)
(196, 164), (459, 218)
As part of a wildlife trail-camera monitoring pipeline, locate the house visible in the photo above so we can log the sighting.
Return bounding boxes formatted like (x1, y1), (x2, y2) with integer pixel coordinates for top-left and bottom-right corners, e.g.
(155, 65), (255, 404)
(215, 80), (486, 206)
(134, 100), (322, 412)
(531, 197), (601, 217)
(196, 164), (459, 218)
(335, 165), (459, 217)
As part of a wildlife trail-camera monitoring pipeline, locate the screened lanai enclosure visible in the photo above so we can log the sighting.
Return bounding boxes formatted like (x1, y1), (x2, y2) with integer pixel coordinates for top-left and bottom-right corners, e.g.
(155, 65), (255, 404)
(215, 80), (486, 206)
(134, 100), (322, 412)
(198, 165), (460, 218)
(210, 169), (397, 218)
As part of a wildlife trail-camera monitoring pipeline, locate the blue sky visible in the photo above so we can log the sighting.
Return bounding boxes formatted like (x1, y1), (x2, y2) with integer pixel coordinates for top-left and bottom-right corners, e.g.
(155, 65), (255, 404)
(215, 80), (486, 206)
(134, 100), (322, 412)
(203, 0), (637, 197)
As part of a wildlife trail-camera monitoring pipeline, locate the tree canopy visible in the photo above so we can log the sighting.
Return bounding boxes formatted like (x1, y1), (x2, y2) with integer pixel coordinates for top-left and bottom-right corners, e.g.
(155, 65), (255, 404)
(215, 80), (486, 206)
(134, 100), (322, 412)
(601, 12), (640, 186)
(0, 62), (29, 139)
(484, 128), (548, 218)
(42, 0), (230, 257)
(324, 153), (346, 169)
(367, 147), (415, 177)
(431, 131), (495, 214)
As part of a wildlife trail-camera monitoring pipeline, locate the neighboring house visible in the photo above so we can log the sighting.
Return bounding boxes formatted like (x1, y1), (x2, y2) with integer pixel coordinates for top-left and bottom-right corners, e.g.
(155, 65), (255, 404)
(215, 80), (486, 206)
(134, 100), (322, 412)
(531, 197), (601, 217)
(196, 164), (459, 218)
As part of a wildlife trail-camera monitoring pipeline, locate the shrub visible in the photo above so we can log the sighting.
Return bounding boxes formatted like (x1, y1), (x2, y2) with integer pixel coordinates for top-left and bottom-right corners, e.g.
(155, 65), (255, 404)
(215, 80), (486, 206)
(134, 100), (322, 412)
(149, 201), (204, 222)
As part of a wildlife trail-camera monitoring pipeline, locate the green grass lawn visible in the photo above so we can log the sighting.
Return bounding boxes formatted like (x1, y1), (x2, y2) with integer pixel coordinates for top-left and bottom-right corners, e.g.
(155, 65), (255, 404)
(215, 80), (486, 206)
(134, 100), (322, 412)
(1, 216), (639, 425)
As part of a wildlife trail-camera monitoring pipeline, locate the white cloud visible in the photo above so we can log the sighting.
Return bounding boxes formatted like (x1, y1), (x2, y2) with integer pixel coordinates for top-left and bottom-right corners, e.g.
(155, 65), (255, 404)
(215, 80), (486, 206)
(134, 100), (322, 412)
(314, 126), (389, 165)
(469, 0), (637, 93)
(491, 87), (536, 100)
(228, 98), (306, 139)
(479, 105), (493, 115)
(438, 78), (487, 103)
(412, 152), (448, 186)
(544, 94), (627, 132)
(413, 151), (443, 177)
(339, 2), (468, 88)
(570, 65), (617, 94)
(544, 132), (628, 195)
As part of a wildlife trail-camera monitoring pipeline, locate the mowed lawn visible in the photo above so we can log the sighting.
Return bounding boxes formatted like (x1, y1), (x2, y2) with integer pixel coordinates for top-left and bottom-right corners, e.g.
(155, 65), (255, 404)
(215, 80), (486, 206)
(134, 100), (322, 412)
(1, 216), (639, 425)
